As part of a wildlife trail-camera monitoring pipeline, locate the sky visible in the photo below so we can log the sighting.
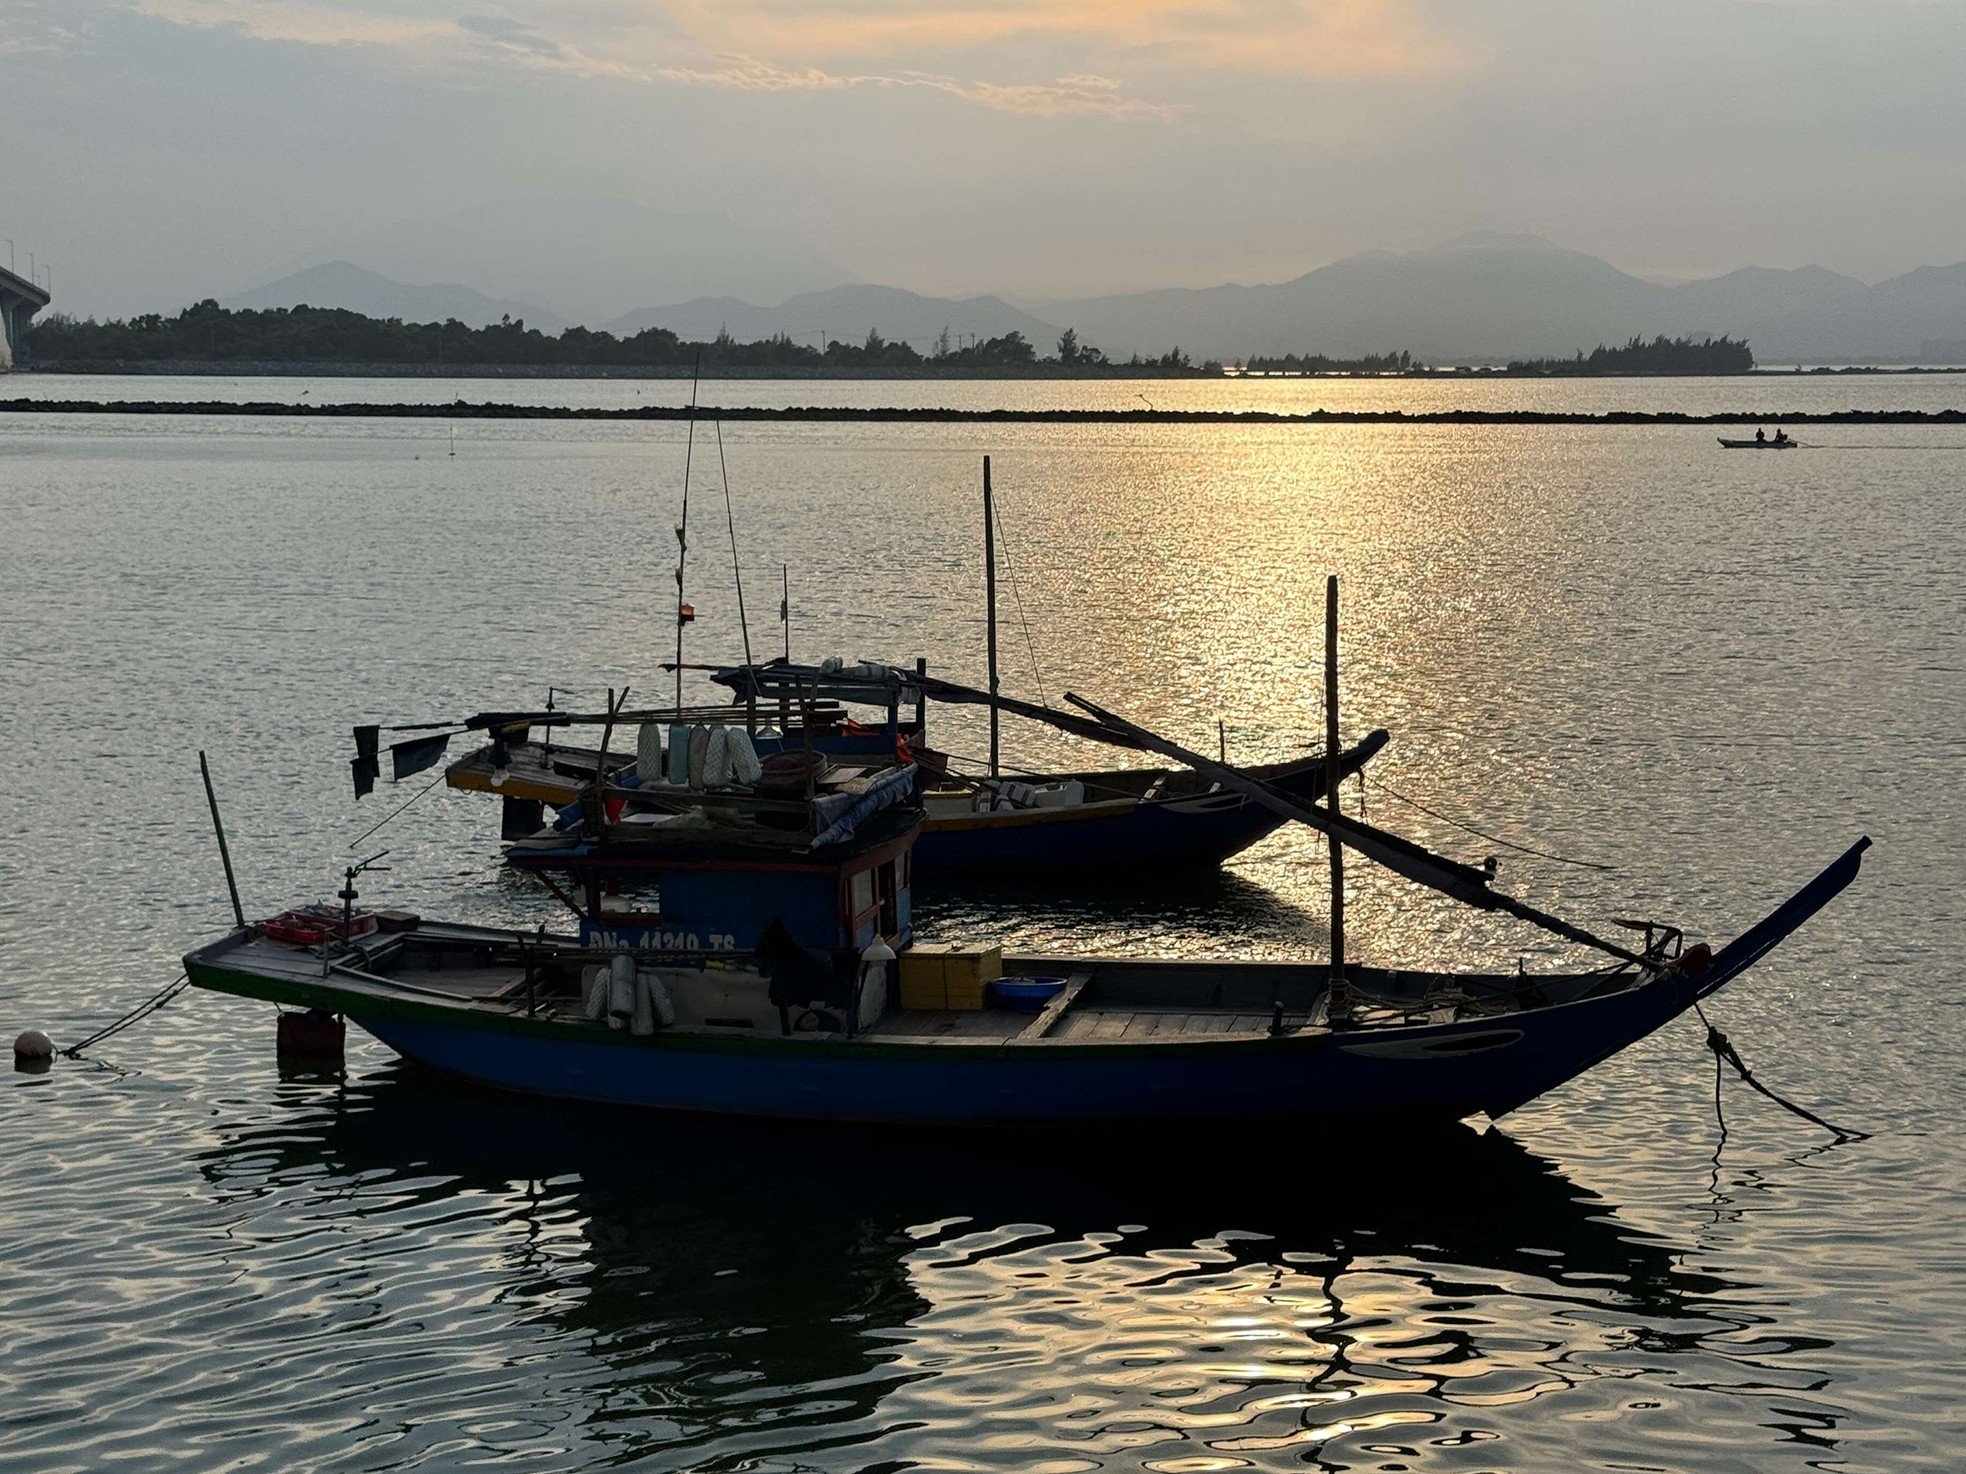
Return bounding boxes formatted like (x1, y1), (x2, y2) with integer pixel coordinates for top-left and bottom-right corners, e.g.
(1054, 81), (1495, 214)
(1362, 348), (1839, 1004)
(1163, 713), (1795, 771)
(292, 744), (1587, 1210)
(6, 0), (1965, 318)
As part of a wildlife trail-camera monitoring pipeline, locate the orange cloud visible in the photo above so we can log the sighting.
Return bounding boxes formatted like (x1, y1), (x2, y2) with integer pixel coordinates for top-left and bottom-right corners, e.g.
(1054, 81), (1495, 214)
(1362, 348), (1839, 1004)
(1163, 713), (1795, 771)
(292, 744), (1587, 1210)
(671, 0), (1473, 80)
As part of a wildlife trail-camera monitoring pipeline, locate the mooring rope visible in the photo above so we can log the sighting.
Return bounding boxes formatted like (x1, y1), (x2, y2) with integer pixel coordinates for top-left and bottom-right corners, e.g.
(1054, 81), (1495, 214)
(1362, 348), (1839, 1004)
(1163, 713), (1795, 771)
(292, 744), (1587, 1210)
(60, 973), (190, 1058)
(1692, 1000), (1867, 1142)
(1362, 773), (1615, 870)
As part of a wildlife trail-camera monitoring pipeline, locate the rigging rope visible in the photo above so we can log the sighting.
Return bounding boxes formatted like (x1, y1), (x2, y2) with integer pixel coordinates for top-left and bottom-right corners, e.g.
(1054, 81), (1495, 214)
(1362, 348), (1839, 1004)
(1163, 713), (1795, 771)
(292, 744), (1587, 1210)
(1693, 1000), (1867, 1142)
(988, 487), (1049, 707)
(61, 973), (190, 1058)
(1362, 773), (1614, 871)
(346, 771), (446, 850)
(714, 418), (754, 668)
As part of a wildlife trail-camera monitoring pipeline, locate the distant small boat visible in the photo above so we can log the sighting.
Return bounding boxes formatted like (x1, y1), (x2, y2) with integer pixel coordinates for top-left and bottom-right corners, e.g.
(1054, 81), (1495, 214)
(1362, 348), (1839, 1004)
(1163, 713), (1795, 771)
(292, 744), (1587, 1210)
(1717, 437), (1797, 449)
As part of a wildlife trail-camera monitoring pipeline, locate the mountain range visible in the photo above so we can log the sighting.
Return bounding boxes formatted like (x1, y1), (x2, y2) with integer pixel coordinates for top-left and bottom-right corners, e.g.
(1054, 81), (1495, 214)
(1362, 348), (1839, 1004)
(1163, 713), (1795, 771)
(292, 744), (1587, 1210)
(221, 229), (1966, 365)
(223, 262), (569, 334)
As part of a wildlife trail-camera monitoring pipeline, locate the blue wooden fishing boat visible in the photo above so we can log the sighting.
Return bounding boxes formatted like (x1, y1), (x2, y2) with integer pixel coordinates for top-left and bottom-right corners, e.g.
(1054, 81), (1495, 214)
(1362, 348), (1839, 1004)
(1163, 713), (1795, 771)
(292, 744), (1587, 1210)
(180, 834), (1868, 1125)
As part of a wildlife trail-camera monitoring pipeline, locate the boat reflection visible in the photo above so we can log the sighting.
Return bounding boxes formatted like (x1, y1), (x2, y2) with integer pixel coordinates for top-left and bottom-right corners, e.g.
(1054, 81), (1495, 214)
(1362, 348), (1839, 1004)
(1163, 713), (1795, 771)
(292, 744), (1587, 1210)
(193, 1065), (1750, 1468)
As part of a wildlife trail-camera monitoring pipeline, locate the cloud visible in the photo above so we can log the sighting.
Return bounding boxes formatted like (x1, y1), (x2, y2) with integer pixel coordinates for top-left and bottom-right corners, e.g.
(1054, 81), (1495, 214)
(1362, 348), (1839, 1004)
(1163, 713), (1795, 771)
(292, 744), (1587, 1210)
(457, 13), (564, 59)
(642, 56), (1183, 119)
(668, 0), (1476, 80)
(134, 0), (454, 50)
(122, 0), (1472, 126)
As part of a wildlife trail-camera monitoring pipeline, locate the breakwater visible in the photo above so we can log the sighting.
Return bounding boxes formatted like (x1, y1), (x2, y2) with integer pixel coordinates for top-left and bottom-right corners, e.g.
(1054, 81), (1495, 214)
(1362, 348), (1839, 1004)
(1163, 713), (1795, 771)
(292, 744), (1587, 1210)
(4, 397), (1963, 424)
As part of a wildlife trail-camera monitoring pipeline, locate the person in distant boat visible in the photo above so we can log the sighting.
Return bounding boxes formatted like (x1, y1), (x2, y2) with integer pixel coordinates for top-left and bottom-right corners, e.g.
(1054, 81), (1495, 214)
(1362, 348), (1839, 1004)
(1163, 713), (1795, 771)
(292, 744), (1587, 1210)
(1774, 428), (1790, 445)
(1755, 428), (1767, 443)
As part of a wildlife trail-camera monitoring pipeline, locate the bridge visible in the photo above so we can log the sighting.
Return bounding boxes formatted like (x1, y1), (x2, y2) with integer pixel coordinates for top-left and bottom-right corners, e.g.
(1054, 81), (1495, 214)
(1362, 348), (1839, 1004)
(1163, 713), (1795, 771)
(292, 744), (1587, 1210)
(1, 264), (52, 370)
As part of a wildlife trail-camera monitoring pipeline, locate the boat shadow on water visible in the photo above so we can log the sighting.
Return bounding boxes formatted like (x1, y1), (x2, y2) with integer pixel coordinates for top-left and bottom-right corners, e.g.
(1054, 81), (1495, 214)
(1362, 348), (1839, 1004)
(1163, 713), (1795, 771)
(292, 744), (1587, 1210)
(188, 1065), (1771, 1468)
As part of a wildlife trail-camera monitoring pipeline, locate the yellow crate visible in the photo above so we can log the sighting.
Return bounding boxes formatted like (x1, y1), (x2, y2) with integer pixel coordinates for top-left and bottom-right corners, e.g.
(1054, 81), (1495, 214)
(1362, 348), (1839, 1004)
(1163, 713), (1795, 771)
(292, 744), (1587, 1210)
(943, 945), (1003, 1011)
(898, 945), (951, 1011)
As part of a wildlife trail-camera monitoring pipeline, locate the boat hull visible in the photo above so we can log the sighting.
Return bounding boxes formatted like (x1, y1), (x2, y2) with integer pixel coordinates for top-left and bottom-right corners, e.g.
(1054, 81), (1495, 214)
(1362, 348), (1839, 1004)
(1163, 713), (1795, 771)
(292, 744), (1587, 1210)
(912, 734), (1389, 878)
(916, 787), (1284, 876)
(347, 987), (1678, 1125)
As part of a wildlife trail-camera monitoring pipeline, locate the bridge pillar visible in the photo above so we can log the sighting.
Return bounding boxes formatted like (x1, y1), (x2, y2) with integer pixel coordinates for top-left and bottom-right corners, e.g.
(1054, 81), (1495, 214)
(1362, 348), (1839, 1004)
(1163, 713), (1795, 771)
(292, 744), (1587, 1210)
(0, 265), (53, 371)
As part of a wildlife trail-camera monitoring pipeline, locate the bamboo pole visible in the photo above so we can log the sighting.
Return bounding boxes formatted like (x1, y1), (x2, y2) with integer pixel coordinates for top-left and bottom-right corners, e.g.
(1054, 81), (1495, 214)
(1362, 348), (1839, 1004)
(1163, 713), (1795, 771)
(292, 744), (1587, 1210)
(198, 750), (246, 929)
(983, 456), (1000, 776)
(1325, 575), (1350, 1021)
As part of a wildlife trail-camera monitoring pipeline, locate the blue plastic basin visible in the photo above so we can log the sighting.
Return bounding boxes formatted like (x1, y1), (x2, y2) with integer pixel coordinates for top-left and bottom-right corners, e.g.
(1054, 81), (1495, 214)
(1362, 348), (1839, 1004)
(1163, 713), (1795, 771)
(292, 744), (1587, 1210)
(991, 975), (1067, 1012)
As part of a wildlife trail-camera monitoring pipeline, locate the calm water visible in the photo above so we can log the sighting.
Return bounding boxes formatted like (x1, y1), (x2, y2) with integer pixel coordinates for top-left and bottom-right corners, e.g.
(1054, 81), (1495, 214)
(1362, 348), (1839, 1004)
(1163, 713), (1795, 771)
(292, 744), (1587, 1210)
(6, 367), (1966, 416)
(2, 388), (1962, 1470)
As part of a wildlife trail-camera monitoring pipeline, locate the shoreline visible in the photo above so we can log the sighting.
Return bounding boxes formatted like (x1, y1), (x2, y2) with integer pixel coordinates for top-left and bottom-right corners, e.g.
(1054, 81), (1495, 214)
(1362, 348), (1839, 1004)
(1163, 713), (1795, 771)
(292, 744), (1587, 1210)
(11, 361), (1964, 381)
(2, 398), (1962, 424)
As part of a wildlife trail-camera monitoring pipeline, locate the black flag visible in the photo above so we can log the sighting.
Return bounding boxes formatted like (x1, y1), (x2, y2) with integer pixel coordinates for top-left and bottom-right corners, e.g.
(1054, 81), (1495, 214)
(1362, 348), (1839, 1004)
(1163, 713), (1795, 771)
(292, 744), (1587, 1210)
(352, 725), (381, 798)
(389, 732), (451, 782)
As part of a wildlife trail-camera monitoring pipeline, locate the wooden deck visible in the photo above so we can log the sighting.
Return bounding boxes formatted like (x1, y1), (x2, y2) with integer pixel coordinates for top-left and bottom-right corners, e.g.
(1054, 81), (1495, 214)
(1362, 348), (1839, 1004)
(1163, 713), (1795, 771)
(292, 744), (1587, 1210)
(864, 1005), (1292, 1045)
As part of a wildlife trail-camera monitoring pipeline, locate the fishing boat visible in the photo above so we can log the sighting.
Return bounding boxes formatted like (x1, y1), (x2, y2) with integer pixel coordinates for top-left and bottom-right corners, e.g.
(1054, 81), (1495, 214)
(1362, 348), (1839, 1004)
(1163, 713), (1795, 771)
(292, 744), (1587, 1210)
(181, 797), (1868, 1126)
(408, 456), (1389, 876)
(398, 661), (1389, 877)
(1717, 437), (1797, 449)
(185, 584), (1868, 1127)
(457, 660), (1387, 876)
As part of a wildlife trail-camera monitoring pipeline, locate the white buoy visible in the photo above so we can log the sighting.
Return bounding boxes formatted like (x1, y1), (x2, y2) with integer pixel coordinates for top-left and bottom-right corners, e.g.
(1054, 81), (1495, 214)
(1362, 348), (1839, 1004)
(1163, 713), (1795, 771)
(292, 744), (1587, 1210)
(582, 964), (610, 1022)
(14, 1029), (55, 1062)
(858, 938), (897, 1030)
(630, 965), (655, 1035)
(608, 953), (636, 1029)
(638, 967), (676, 1029)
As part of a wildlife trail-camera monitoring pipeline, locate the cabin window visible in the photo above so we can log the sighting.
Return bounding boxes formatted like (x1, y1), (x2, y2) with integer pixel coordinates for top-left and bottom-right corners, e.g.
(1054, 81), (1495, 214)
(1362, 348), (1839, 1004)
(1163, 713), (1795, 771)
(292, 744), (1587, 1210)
(876, 859), (900, 936)
(849, 869), (875, 917)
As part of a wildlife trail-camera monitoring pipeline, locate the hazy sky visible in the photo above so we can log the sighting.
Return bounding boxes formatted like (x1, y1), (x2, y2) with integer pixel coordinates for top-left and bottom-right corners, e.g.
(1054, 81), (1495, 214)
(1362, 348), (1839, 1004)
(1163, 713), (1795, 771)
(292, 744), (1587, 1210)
(7, 0), (1965, 317)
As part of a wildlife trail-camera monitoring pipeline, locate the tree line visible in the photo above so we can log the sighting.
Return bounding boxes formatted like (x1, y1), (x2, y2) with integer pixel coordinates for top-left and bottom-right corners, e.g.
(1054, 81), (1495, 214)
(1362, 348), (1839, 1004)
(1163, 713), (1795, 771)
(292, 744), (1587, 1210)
(1507, 334), (1754, 375)
(27, 301), (1222, 373)
(1241, 350), (1419, 373)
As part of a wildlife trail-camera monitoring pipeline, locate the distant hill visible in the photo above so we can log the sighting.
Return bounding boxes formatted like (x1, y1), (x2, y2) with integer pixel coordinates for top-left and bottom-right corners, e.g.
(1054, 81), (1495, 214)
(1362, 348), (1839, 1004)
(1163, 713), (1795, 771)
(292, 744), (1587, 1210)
(323, 199), (856, 325)
(1029, 235), (1966, 364)
(606, 284), (1063, 355)
(213, 231), (1966, 365)
(222, 262), (566, 332)
(1753, 261), (1966, 363)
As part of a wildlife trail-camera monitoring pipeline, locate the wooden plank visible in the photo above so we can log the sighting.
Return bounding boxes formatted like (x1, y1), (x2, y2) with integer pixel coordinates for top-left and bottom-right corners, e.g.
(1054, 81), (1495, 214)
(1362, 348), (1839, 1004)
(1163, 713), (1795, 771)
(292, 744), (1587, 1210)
(1018, 971), (1093, 1040)
(1084, 1012), (1131, 1041)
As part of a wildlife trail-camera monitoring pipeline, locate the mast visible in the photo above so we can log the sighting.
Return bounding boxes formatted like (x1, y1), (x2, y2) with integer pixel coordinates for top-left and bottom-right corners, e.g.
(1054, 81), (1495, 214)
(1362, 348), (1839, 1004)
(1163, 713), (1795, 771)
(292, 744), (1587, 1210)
(983, 455), (1000, 776)
(1324, 575), (1351, 1020)
(674, 354), (701, 712)
(780, 564), (791, 662)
